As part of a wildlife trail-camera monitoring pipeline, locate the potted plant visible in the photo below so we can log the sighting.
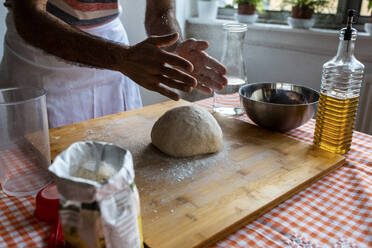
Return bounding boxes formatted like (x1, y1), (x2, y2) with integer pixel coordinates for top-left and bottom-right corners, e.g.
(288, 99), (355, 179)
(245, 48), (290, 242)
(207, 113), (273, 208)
(234, 0), (263, 24)
(284, 0), (330, 29)
(365, 0), (372, 35)
(198, 0), (219, 20)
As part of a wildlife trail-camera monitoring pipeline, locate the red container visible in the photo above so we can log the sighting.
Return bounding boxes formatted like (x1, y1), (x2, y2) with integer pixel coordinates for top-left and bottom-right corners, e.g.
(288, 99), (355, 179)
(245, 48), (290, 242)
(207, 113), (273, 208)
(35, 184), (60, 223)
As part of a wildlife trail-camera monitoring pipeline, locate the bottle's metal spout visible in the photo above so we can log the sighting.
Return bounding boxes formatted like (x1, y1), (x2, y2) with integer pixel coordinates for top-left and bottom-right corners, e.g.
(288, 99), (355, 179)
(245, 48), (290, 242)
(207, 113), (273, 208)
(344, 9), (355, 41)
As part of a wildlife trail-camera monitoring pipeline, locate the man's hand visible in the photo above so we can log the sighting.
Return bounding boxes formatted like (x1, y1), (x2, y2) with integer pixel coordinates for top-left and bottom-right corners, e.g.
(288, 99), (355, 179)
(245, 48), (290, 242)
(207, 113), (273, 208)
(120, 33), (197, 101)
(176, 39), (227, 94)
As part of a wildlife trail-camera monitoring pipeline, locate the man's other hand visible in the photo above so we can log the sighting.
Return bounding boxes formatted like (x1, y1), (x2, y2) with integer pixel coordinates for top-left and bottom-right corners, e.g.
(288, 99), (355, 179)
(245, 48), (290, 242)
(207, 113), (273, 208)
(176, 39), (227, 94)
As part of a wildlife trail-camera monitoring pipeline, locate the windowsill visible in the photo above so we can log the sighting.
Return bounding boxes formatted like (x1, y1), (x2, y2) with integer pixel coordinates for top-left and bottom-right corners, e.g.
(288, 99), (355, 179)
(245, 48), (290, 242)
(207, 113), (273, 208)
(187, 17), (371, 36)
(186, 17), (372, 63)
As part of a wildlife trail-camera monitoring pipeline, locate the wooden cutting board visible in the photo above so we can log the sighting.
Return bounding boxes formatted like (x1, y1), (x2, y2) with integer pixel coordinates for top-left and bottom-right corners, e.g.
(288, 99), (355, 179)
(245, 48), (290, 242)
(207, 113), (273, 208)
(49, 100), (345, 248)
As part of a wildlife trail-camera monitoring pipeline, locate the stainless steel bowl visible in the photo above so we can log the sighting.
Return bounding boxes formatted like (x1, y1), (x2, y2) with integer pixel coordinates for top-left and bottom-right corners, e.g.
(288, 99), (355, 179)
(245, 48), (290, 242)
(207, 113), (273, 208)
(239, 82), (319, 132)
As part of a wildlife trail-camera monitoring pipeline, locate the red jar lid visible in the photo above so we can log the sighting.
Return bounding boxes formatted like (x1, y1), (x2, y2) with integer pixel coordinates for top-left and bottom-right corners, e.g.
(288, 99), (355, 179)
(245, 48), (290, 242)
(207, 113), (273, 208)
(34, 184), (60, 223)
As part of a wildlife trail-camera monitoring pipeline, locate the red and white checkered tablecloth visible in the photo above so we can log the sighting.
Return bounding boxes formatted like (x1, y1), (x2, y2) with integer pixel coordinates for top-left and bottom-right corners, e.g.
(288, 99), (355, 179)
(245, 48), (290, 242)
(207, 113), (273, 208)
(0, 96), (371, 248)
(0, 144), (50, 247)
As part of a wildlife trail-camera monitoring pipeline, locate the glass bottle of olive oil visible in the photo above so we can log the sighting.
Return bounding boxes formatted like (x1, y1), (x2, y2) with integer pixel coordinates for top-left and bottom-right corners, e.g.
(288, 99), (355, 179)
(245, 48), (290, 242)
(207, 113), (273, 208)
(313, 10), (365, 155)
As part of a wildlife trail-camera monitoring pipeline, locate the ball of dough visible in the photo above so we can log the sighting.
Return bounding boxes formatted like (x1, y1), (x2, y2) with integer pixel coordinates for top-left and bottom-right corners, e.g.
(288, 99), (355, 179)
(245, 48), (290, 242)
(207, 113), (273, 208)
(151, 105), (223, 157)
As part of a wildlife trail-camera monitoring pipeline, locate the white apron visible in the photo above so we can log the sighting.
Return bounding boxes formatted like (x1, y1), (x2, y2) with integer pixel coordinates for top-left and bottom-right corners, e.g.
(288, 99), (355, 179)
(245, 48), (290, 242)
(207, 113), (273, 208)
(0, 11), (142, 128)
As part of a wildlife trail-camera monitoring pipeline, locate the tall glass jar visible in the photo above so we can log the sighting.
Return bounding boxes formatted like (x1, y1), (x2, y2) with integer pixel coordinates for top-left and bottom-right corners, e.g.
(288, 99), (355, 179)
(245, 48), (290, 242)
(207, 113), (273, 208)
(213, 23), (247, 116)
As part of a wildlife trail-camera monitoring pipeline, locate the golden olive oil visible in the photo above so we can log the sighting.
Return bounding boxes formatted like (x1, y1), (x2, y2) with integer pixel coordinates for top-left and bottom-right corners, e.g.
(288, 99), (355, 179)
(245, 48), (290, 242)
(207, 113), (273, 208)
(313, 94), (359, 154)
(314, 11), (364, 155)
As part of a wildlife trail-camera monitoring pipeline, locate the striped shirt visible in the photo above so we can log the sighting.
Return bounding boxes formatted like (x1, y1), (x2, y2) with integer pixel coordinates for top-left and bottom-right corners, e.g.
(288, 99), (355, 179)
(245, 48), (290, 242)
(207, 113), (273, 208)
(4, 0), (120, 28)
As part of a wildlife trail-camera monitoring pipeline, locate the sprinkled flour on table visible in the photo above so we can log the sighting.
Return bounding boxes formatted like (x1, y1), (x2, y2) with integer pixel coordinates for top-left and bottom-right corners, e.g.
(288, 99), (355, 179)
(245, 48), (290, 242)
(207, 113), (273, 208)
(83, 116), (234, 185)
(82, 115), (251, 218)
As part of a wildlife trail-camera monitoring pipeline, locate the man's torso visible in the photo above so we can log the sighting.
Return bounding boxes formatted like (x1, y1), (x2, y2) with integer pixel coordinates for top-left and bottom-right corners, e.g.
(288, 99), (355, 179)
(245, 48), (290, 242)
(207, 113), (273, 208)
(4, 0), (119, 27)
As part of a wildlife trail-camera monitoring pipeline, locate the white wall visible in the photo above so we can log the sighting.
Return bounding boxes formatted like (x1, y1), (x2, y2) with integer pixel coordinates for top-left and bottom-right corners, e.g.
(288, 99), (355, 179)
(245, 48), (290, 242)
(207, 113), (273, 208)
(119, 0), (146, 45)
(0, 4), (6, 61)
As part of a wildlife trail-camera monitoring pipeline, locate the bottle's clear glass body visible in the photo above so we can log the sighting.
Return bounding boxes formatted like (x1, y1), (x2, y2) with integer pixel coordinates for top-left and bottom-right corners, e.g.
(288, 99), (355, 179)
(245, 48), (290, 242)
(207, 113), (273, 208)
(213, 23), (247, 116)
(313, 28), (364, 154)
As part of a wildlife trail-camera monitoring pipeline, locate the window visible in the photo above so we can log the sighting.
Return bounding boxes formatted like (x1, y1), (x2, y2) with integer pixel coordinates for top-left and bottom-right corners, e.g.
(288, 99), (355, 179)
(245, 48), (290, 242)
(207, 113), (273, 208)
(222, 0), (234, 6)
(263, 0), (290, 11)
(219, 0), (371, 28)
(221, 0), (338, 13)
(360, 0), (371, 16)
(262, 0), (338, 14)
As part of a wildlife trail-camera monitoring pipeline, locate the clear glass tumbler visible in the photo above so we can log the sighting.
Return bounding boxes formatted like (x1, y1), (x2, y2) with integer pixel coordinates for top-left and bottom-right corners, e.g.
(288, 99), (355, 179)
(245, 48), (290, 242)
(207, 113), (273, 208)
(213, 23), (248, 116)
(0, 87), (52, 196)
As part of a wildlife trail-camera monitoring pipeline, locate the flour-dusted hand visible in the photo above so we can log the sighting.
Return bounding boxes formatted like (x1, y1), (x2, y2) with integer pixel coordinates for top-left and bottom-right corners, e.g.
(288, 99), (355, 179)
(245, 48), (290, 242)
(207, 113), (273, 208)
(176, 39), (228, 94)
(120, 33), (197, 101)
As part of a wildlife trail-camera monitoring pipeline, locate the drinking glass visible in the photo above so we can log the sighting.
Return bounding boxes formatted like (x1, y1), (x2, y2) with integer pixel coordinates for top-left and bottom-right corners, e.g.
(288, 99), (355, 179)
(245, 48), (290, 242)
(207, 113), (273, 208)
(0, 87), (52, 196)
